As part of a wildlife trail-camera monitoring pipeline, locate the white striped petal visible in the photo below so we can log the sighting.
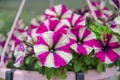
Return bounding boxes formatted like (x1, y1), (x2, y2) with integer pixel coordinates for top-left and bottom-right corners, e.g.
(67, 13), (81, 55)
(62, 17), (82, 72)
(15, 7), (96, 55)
(45, 53), (55, 67)
(99, 1), (105, 9)
(54, 4), (62, 16)
(56, 51), (72, 63)
(104, 56), (113, 64)
(34, 44), (49, 56)
(55, 34), (69, 48)
(72, 14), (79, 25)
(84, 32), (96, 41)
(42, 32), (53, 49)
(112, 48), (120, 55)
(109, 35), (118, 43)
(45, 9), (56, 16)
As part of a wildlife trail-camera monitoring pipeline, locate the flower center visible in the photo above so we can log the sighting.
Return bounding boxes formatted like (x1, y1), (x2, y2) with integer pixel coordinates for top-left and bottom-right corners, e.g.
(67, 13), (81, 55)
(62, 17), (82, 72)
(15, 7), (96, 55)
(102, 45), (109, 52)
(77, 37), (84, 44)
(49, 45), (56, 53)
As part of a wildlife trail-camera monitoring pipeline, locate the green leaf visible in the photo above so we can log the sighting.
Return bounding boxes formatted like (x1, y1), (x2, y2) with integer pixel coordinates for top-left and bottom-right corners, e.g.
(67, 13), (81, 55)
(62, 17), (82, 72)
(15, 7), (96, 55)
(84, 56), (91, 65)
(54, 68), (67, 80)
(73, 61), (82, 72)
(116, 34), (120, 45)
(34, 61), (42, 69)
(45, 68), (55, 80)
(25, 56), (32, 64)
(97, 62), (105, 72)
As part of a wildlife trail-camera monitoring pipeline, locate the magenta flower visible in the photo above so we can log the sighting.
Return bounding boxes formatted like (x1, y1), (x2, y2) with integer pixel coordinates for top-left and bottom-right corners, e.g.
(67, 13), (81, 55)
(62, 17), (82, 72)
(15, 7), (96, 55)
(61, 13), (85, 29)
(95, 34), (120, 64)
(45, 4), (73, 20)
(68, 27), (96, 55)
(36, 19), (68, 34)
(91, 0), (113, 21)
(34, 31), (72, 68)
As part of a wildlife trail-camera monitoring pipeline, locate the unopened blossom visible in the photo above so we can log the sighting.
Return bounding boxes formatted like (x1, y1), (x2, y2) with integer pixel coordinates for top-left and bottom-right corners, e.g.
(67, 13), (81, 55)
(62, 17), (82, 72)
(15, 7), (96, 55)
(61, 13), (85, 29)
(91, 0), (113, 21)
(45, 4), (73, 20)
(95, 34), (120, 64)
(68, 27), (96, 55)
(34, 31), (72, 68)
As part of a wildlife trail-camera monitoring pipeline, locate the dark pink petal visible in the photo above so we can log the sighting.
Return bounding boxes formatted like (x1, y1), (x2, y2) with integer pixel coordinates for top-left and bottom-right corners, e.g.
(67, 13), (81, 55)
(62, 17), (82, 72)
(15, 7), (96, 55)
(109, 42), (119, 48)
(54, 53), (66, 68)
(107, 49), (119, 62)
(82, 28), (91, 39)
(36, 37), (48, 46)
(95, 10), (102, 17)
(84, 39), (96, 47)
(38, 52), (49, 66)
(77, 45), (87, 55)
(61, 4), (68, 14)
(95, 51), (105, 62)
(53, 32), (63, 45)
(70, 39), (76, 45)
(58, 44), (71, 53)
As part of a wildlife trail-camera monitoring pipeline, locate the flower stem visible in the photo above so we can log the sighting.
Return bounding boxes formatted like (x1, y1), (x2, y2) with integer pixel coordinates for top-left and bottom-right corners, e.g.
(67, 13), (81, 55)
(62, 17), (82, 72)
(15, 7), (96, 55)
(0, 0), (26, 68)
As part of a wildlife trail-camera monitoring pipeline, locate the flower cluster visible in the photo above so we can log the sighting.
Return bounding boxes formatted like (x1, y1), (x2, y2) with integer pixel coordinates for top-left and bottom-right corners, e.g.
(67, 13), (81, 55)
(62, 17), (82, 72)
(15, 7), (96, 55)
(5, 0), (120, 80)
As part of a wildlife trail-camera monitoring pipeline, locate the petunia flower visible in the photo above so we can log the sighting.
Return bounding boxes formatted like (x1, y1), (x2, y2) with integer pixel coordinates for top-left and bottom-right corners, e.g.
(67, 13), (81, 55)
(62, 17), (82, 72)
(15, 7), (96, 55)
(68, 27), (96, 55)
(95, 34), (120, 64)
(110, 16), (120, 34)
(14, 43), (27, 67)
(30, 15), (46, 29)
(36, 19), (68, 34)
(34, 31), (72, 68)
(61, 13), (86, 29)
(45, 4), (73, 20)
(91, 0), (113, 21)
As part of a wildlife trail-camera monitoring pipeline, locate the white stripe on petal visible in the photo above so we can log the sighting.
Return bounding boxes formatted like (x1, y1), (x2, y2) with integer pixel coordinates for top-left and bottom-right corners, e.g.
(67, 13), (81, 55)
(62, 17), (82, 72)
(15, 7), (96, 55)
(55, 34), (69, 48)
(102, 10), (113, 16)
(83, 45), (93, 54)
(61, 19), (71, 28)
(34, 44), (48, 56)
(42, 31), (53, 49)
(45, 9), (56, 16)
(67, 30), (76, 40)
(56, 51), (72, 63)
(84, 32), (96, 41)
(55, 22), (65, 31)
(110, 35), (118, 43)
(104, 56), (112, 64)
(31, 18), (40, 27)
(99, 1), (105, 9)
(45, 53), (55, 67)
(79, 27), (85, 40)
(62, 10), (72, 19)
(77, 20), (85, 26)
(71, 43), (78, 53)
(112, 48), (120, 55)
(54, 4), (62, 16)
(72, 14), (79, 26)
(44, 20), (50, 29)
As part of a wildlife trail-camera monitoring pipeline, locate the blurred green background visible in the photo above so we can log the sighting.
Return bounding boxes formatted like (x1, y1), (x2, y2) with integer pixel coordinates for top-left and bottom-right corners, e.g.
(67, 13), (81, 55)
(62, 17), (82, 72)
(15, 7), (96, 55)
(0, 0), (87, 34)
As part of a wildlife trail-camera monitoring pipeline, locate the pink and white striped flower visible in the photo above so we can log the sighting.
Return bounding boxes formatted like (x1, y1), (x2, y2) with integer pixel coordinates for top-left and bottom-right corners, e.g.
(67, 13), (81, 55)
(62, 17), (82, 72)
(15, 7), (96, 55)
(14, 43), (27, 67)
(110, 16), (120, 34)
(91, 0), (113, 21)
(34, 31), (72, 68)
(95, 34), (120, 64)
(45, 4), (73, 20)
(61, 13), (85, 29)
(68, 27), (96, 55)
(36, 19), (68, 34)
